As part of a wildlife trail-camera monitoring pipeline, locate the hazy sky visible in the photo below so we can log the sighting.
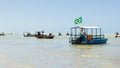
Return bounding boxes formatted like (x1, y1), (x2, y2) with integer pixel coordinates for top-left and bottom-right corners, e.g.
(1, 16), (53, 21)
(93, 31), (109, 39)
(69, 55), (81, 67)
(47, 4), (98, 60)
(0, 0), (120, 33)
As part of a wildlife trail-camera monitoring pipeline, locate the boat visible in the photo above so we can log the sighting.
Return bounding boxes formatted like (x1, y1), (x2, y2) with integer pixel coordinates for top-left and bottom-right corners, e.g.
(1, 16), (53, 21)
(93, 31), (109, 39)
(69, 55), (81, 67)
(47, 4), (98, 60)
(35, 31), (54, 39)
(58, 32), (62, 36)
(115, 32), (120, 38)
(0, 32), (5, 36)
(23, 32), (35, 37)
(69, 26), (108, 44)
(66, 32), (70, 36)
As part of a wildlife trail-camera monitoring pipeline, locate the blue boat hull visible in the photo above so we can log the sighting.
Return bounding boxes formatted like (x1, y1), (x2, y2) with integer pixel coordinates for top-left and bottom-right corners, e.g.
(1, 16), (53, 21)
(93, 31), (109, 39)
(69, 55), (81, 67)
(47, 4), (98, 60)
(71, 38), (108, 44)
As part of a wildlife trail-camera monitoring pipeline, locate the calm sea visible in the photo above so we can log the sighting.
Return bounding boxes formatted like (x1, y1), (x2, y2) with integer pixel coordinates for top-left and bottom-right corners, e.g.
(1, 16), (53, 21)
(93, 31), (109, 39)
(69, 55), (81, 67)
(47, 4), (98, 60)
(0, 34), (120, 68)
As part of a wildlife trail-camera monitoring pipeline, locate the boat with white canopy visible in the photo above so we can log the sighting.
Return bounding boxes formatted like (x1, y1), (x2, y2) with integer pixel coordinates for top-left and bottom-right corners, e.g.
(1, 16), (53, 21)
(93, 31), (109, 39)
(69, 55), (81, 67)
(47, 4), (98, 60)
(69, 26), (108, 44)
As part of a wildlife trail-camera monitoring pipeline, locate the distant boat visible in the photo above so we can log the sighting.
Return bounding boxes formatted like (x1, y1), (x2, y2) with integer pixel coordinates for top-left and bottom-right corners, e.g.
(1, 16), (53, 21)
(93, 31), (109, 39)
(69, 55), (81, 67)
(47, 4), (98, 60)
(66, 32), (70, 36)
(69, 26), (108, 44)
(115, 32), (120, 38)
(58, 32), (62, 36)
(0, 32), (5, 36)
(23, 32), (35, 37)
(35, 31), (54, 39)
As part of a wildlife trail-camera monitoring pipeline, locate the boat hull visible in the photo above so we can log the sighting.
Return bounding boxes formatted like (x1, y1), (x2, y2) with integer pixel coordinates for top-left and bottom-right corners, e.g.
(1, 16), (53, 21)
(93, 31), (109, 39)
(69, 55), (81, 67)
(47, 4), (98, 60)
(24, 35), (35, 37)
(71, 38), (108, 44)
(35, 35), (54, 39)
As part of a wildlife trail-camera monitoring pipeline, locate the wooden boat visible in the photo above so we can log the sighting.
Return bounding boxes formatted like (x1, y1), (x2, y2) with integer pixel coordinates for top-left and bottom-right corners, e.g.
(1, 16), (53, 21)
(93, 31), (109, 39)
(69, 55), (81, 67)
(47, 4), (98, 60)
(23, 32), (35, 37)
(35, 35), (54, 39)
(69, 26), (108, 44)
(35, 31), (54, 39)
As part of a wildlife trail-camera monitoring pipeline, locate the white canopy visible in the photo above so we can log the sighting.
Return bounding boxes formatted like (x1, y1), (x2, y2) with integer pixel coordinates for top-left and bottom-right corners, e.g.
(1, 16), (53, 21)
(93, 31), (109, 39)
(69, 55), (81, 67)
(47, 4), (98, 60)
(71, 26), (101, 29)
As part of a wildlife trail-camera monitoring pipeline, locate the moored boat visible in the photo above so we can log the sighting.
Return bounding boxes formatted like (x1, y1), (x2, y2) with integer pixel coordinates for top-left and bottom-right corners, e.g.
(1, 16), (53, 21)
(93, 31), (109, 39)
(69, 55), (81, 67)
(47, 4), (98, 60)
(66, 32), (70, 36)
(0, 32), (5, 36)
(35, 31), (54, 39)
(69, 26), (108, 44)
(58, 32), (62, 36)
(23, 32), (35, 37)
(115, 32), (120, 38)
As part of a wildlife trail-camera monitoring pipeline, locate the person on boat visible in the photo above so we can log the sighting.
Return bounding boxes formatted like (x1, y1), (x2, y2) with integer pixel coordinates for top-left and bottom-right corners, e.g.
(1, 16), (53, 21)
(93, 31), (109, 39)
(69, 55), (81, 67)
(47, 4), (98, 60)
(78, 27), (87, 43)
(37, 32), (41, 36)
(49, 33), (52, 36)
(80, 27), (86, 36)
(49, 33), (53, 37)
(27, 32), (31, 36)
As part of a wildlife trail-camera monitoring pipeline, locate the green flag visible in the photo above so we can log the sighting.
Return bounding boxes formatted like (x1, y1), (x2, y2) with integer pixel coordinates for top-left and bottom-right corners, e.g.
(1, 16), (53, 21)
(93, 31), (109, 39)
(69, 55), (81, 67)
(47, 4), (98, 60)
(74, 17), (82, 24)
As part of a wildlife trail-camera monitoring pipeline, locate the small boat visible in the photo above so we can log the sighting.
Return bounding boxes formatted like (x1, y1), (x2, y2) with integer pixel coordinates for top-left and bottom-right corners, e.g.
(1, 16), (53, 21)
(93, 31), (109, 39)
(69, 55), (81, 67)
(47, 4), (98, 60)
(115, 32), (120, 38)
(66, 32), (70, 36)
(58, 32), (62, 36)
(35, 31), (54, 39)
(0, 32), (5, 36)
(69, 26), (108, 44)
(23, 32), (35, 37)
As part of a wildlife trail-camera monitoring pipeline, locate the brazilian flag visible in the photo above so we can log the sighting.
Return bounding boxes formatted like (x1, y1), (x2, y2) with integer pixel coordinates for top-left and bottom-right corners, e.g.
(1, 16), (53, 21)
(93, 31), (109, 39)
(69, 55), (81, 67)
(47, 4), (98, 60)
(74, 17), (82, 24)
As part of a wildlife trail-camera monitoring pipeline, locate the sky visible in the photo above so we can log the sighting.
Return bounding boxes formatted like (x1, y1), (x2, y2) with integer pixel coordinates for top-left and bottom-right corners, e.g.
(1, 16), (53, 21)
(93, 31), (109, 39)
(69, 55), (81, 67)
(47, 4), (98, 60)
(0, 0), (120, 34)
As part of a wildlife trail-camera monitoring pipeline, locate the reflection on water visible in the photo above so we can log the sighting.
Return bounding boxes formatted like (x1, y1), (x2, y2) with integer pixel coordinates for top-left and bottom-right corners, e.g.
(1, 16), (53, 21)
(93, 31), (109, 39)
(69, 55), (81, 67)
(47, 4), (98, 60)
(0, 34), (120, 68)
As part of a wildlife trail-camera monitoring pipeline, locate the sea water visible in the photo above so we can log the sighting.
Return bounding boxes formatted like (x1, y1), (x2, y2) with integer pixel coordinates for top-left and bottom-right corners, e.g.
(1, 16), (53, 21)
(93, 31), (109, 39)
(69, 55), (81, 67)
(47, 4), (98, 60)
(0, 34), (120, 68)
